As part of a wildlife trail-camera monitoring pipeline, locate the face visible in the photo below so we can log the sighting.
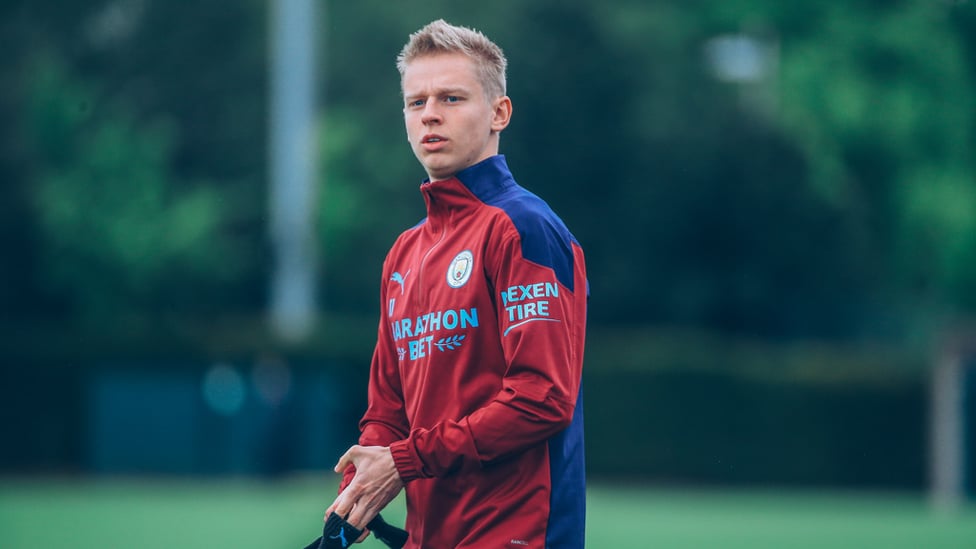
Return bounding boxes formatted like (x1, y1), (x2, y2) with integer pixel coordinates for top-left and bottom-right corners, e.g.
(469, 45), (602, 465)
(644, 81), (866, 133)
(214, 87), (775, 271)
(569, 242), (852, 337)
(402, 52), (512, 181)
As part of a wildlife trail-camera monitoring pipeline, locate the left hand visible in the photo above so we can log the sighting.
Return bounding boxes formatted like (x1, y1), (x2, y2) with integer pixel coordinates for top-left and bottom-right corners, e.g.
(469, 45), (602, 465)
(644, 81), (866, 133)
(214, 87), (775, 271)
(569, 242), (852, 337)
(326, 445), (405, 537)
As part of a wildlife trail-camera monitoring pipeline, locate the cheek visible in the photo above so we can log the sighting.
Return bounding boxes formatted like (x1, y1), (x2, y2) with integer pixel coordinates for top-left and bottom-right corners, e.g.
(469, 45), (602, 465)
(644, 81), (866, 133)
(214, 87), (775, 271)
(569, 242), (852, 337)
(471, 112), (495, 135)
(404, 112), (421, 133)
(406, 126), (424, 147)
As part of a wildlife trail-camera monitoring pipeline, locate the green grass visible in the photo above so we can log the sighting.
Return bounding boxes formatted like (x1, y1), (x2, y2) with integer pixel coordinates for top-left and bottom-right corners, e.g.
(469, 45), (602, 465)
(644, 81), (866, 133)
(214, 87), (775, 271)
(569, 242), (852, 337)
(1, 476), (974, 548)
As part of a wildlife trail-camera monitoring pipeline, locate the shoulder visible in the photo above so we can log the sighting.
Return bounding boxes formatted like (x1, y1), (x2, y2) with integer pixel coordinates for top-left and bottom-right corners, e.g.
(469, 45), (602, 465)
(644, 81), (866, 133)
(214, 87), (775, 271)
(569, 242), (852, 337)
(493, 185), (576, 248)
(485, 184), (581, 289)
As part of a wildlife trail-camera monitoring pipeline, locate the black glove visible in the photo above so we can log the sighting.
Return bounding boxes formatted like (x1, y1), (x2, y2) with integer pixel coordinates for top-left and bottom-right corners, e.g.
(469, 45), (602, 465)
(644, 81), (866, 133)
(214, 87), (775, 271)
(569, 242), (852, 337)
(303, 513), (362, 549)
(366, 514), (408, 549)
(303, 513), (407, 549)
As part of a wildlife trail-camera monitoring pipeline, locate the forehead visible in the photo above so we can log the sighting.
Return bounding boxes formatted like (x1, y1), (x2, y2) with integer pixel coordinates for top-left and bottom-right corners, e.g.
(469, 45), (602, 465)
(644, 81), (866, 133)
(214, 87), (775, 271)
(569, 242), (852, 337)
(401, 52), (484, 96)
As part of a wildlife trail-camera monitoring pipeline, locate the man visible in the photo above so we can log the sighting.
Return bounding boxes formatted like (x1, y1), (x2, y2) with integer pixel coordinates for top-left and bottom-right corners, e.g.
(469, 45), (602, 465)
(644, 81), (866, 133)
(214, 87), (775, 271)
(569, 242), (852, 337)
(326, 19), (587, 548)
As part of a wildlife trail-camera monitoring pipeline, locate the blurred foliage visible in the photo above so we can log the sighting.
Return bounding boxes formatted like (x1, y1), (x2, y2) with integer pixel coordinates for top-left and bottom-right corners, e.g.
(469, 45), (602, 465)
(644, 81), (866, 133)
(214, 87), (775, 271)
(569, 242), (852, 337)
(2, 0), (975, 347)
(770, 1), (976, 316)
(26, 55), (245, 319)
(2, 0), (268, 323)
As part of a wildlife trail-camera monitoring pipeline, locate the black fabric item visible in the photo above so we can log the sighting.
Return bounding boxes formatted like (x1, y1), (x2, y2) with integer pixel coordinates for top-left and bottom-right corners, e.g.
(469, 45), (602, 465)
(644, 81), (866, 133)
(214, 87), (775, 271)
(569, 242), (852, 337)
(305, 513), (363, 549)
(303, 513), (407, 549)
(366, 514), (408, 549)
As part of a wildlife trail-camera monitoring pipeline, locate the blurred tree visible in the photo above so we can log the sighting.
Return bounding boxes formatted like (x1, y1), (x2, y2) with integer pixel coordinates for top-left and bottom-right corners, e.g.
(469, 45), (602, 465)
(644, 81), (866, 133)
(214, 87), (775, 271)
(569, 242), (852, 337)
(763, 0), (976, 332)
(0, 0), (973, 346)
(5, 0), (268, 323)
(25, 55), (244, 319)
(499, 1), (872, 338)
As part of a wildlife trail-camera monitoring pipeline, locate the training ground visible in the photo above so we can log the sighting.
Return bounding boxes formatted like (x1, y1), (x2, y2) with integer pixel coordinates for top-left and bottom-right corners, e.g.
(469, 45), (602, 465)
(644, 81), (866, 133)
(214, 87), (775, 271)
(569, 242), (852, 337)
(1, 475), (974, 548)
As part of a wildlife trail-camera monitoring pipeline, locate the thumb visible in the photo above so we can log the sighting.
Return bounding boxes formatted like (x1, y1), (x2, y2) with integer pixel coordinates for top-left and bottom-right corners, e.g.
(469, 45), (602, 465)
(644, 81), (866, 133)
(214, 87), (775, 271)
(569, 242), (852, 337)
(334, 445), (359, 473)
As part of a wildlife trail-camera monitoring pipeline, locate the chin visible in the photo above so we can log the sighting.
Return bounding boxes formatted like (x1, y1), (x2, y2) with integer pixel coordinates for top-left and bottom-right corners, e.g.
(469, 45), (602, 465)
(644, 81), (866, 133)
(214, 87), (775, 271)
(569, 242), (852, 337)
(424, 165), (456, 181)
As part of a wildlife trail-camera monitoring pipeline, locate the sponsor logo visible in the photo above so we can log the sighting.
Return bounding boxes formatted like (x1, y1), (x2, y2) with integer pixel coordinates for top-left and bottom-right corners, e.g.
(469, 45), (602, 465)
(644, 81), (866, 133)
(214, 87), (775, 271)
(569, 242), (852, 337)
(500, 281), (562, 336)
(446, 250), (474, 288)
(391, 308), (479, 361)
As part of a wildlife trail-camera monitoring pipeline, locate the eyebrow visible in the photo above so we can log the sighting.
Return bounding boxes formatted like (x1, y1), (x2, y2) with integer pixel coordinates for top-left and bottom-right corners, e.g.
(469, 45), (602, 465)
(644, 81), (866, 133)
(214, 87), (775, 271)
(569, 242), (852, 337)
(403, 87), (472, 99)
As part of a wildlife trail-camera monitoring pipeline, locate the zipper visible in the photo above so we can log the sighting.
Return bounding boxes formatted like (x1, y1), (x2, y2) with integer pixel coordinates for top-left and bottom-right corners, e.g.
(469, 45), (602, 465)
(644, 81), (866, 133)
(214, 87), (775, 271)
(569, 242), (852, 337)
(415, 190), (447, 310)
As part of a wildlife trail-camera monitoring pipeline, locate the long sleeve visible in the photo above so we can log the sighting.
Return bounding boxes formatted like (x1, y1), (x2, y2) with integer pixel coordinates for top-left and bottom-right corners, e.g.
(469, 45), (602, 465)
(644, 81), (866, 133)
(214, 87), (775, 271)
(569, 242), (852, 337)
(341, 262), (412, 492)
(359, 263), (411, 447)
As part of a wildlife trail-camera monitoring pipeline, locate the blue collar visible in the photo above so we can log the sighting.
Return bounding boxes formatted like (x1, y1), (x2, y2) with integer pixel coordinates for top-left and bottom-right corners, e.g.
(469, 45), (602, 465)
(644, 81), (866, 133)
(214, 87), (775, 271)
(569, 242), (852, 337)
(453, 155), (517, 203)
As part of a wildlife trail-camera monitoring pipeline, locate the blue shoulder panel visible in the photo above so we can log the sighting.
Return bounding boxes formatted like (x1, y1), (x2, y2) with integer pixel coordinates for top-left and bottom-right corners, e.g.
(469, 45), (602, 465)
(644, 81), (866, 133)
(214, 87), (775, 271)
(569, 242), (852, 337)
(458, 156), (578, 292)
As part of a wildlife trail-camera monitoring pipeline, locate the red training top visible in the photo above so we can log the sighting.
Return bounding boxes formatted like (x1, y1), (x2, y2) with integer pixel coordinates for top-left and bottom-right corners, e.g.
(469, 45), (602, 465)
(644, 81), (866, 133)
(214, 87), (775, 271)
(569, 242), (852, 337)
(347, 155), (587, 548)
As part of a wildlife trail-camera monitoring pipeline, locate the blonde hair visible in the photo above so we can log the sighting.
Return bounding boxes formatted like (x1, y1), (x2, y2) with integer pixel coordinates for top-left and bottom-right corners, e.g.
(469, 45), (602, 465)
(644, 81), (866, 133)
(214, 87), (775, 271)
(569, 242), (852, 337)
(397, 19), (507, 99)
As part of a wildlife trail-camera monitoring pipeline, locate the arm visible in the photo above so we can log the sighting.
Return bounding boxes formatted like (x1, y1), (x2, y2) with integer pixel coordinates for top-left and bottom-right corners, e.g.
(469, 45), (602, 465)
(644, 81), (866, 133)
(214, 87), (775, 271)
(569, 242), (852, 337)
(329, 263), (410, 533)
(339, 266), (410, 490)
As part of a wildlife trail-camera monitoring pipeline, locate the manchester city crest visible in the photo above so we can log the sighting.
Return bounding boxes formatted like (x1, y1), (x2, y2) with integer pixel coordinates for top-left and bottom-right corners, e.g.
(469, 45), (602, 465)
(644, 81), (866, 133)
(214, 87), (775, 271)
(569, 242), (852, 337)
(447, 250), (474, 288)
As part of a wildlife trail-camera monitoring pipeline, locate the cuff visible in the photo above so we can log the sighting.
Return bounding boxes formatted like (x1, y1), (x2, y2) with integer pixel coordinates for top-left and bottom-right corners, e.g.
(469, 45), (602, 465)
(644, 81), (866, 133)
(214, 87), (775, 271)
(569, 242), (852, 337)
(389, 438), (427, 483)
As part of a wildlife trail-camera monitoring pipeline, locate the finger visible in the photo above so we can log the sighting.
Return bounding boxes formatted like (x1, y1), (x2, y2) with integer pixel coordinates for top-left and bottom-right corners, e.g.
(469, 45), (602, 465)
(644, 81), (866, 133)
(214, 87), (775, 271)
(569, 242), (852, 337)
(345, 500), (381, 532)
(332, 496), (352, 519)
(345, 502), (365, 529)
(323, 502), (336, 522)
(323, 500), (338, 522)
(333, 445), (359, 473)
(328, 483), (359, 520)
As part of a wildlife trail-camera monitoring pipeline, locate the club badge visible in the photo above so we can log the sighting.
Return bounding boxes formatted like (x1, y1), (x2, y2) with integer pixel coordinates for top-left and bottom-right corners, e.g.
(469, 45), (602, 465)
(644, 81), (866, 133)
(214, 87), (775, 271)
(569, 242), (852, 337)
(447, 250), (474, 288)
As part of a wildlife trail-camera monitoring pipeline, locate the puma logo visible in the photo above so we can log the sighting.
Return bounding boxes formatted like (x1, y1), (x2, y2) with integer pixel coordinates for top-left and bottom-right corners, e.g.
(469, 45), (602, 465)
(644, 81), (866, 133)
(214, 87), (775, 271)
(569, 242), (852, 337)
(391, 270), (410, 294)
(329, 527), (349, 547)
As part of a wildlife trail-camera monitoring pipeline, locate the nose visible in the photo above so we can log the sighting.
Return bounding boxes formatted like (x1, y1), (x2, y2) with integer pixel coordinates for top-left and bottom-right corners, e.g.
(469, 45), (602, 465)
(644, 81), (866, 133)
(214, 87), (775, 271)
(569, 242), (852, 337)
(421, 101), (442, 125)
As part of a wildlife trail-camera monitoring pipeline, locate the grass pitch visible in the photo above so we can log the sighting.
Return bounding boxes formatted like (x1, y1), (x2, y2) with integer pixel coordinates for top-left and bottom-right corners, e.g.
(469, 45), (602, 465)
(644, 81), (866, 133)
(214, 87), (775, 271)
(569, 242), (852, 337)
(0, 476), (973, 548)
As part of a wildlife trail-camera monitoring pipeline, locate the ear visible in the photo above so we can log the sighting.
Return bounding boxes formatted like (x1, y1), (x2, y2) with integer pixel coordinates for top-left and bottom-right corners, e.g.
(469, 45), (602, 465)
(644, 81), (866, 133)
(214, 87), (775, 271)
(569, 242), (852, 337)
(490, 96), (513, 133)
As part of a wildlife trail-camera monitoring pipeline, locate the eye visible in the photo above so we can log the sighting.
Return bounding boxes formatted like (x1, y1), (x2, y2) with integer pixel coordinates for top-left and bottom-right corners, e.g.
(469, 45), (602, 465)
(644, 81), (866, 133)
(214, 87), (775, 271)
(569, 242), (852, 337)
(407, 98), (425, 108)
(445, 96), (461, 103)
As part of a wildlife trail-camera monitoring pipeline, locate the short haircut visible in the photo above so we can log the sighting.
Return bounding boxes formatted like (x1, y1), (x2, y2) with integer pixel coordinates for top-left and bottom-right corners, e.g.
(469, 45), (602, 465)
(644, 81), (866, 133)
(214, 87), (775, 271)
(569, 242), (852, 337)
(397, 19), (507, 99)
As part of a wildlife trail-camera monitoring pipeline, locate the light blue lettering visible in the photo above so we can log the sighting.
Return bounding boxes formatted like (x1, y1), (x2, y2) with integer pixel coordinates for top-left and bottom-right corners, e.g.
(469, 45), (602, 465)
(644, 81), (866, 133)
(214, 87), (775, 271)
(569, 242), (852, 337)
(409, 336), (434, 360)
(501, 287), (516, 306)
(505, 300), (551, 323)
(391, 308), (479, 344)
(501, 282), (559, 305)
(443, 309), (458, 329)
(506, 304), (518, 322)
(545, 283), (558, 298)
(460, 308), (479, 328)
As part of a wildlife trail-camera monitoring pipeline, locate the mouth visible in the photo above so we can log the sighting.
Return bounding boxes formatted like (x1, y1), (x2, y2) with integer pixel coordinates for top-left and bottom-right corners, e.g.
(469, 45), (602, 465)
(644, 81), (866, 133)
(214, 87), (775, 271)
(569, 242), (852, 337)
(421, 134), (447, 150)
